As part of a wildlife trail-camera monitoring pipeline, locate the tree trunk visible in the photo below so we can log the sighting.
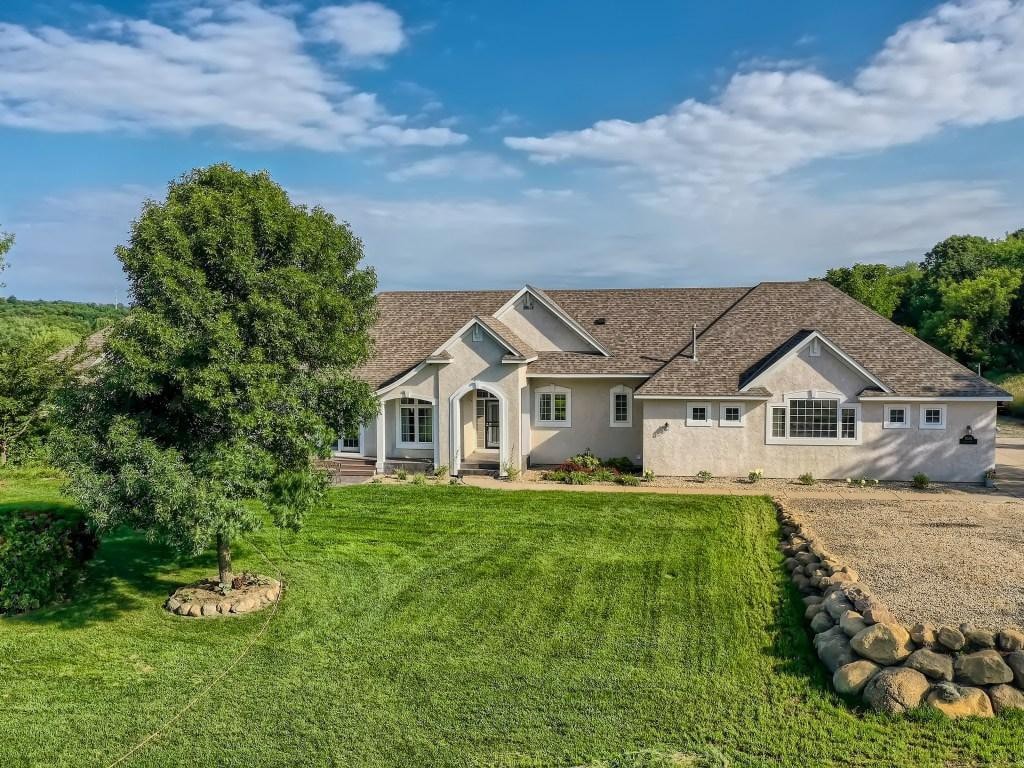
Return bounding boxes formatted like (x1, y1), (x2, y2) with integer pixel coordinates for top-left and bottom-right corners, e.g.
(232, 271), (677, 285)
(217, 532), (232, 586)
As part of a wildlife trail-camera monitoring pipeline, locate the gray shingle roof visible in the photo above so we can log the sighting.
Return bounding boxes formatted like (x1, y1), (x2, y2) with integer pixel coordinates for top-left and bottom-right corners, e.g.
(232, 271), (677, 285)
(635, 281), (1010, 399)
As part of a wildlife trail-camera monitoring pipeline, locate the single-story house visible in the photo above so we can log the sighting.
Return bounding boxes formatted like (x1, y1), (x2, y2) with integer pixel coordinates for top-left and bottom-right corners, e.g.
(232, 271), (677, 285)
(344, 280), (1011, 482)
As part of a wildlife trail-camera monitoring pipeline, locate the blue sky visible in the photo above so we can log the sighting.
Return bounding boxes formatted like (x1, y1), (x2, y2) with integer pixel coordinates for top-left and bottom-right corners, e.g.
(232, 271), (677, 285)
(2, 0), (1023, 301)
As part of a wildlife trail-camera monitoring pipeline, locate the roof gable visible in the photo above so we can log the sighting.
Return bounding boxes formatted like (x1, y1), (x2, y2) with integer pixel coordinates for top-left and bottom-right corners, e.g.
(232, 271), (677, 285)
(740, 330), (891, 394)
(493, 286), (610, 356)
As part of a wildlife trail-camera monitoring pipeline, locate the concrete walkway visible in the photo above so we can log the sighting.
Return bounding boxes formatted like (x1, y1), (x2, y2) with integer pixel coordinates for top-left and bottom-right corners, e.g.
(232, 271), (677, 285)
(996, 436), (1024, 499)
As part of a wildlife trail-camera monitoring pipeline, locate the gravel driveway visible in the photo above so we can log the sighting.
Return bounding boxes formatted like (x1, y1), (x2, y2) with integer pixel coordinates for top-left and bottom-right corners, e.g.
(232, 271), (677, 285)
(791, 496), (1024, 628)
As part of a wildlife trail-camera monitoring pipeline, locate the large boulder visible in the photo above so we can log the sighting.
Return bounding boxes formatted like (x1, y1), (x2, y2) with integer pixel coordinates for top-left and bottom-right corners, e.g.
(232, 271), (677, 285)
(961, 624), (996, 649)
(851, 623), (914, 665)
(815, 626), (857, 672)
(823, 591), (854, 620)
(955, 650), (1014, 685)
(911, 622), (937, 648)
(926, 683), (994, 718)
(863, 667), (930, 714)
(810, 611), (835, 634)
(839, 610), (868, 638)
(833, 660), (881, 696)
(1006, 650), (1024, 687)
(937, 625), (966, 651)
(905, 648), (954, 681)
(989, 684), (1024, 715)
(997, 628), (1024, 652)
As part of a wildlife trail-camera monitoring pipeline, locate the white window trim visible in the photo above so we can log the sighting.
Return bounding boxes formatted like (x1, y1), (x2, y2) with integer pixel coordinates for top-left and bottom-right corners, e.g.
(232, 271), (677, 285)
(335, 426), (363, 456)
(534, 384), (572, 428)
(883, 404), (911, 429)
(764, 391), (862, 446)
(919, 404), (947, 430)
(396, 399), (435, 448)
(609, 384), (633, 428)
(719, 402), (745, 427)
(686, 401), (712, 427)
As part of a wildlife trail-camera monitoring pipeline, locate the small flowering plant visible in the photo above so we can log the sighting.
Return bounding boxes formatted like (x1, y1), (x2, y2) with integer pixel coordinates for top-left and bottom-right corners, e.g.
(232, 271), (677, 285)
(748, 468), (764, 483)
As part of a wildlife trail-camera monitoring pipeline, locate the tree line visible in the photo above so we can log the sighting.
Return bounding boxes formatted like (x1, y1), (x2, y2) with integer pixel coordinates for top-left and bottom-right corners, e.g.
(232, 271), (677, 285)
(823, 229), (1024, 376)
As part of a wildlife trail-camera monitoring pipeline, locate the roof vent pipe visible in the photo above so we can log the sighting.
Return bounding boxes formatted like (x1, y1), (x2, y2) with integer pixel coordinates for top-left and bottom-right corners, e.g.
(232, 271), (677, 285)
(692, 323), (698, 361)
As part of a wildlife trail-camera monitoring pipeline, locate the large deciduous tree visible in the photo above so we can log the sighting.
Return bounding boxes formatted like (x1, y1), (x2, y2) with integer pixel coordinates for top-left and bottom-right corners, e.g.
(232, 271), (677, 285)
(52, 165), (379, 585)
(0, 228), (12, 283)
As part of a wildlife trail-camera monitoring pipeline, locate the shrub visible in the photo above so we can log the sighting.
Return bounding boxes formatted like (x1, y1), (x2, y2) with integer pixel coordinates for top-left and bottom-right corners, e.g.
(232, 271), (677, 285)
(747, 469), (764, 483)
(503, 462), (520, 481)
(642, 469), (655, 482)
(410, 473), (426, 485)
(541, 469), (566, 482)
(433, 464), (449, 479)
(696, 470), (713, 483)
(615, 474), (641, 486)
(591, 467), (618, 483)
(798, 472), (815, 486)
(603, 456), (634, 473)
(394, 468), (408, 481)
(564, 471), (593, 485)
(912, 473), (930, 489)
(566, 451), (601, 470)
(0, 507), (98, 614)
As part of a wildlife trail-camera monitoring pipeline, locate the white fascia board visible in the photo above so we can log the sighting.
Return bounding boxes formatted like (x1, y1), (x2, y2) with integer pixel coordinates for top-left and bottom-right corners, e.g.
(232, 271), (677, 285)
(634, 394), (771, 401)
(526, 373), (649, 379)
(494, 285), (611, 357)
(502, 356), (538, 364)
(861, 395), (1010, 402)
(742, 330), (892, 394)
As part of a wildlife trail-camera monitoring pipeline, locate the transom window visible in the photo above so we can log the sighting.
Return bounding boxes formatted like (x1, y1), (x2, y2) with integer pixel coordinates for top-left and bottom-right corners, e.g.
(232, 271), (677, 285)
(398, 397), (433, 446)
(609, 385), (633, 427)
(535, 385), (571, 427)
(767, 395), (859, 444)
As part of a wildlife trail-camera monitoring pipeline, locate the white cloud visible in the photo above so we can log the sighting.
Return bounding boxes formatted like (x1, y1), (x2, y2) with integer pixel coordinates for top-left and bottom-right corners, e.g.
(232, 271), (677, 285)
(522, 188), (576, 201)
(0, 2), (464, 151)
(309, 3), (406, 59)
(387, 152), (522, 181)
(505, 0), (1024, 198)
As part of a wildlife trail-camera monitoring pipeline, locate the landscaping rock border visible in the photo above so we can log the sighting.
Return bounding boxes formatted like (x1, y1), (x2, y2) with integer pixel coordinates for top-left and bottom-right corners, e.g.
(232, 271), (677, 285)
(777, 499), (1024, 717)
(164, 575), (281, 618)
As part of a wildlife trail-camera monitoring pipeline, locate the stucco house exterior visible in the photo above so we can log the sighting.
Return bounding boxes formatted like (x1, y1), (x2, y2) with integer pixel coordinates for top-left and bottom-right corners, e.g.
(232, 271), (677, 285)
(342, 280), (1011, 482)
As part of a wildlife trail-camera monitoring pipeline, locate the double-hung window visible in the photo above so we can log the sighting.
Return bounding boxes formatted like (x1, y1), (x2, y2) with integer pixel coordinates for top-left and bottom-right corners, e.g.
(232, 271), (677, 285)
(398, 398), (433, 447)
(535, 385), (571, 427)
(609, 385), (632, 427)
(767, 394), (859, 444)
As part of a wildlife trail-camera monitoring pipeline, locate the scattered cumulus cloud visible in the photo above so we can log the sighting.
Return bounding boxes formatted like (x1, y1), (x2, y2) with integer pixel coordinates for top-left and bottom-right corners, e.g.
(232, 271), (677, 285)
(0, 1), (464, 151)
(505, 0), (1024, 203)
(387, 152), (522, 181)
(309, 2), (406, 59)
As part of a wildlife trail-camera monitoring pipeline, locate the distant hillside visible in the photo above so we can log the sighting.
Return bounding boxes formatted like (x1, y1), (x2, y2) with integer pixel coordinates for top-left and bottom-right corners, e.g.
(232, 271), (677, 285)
(0, 297), (127, 347)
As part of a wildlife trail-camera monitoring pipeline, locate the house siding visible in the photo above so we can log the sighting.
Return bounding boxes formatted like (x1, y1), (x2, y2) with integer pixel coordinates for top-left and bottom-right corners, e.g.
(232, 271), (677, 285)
(641, 346), (996, 482)
(527, 378), (644, 466)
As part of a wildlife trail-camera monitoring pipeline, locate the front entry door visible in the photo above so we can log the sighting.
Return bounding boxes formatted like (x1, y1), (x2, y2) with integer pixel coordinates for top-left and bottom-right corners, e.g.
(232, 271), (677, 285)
(484, 399), (500, 449)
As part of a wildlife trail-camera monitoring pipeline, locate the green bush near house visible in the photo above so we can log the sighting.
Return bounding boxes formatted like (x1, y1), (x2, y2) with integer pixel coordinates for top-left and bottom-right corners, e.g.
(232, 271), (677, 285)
(912, 473), (930, 489)
(0, 507), (97, 614)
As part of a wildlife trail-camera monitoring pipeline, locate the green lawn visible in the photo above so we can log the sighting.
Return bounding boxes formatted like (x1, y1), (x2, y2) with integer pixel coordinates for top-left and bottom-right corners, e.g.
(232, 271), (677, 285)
(1, 471), (1021, 767)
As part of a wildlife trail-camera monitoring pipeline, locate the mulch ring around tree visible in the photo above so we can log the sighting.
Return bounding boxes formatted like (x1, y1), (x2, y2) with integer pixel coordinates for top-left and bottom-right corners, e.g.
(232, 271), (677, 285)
(164, 573), (281, 618)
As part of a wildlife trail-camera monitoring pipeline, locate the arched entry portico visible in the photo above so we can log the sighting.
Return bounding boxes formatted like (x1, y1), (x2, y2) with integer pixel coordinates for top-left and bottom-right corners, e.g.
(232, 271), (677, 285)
(449, 381), (508, 477)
